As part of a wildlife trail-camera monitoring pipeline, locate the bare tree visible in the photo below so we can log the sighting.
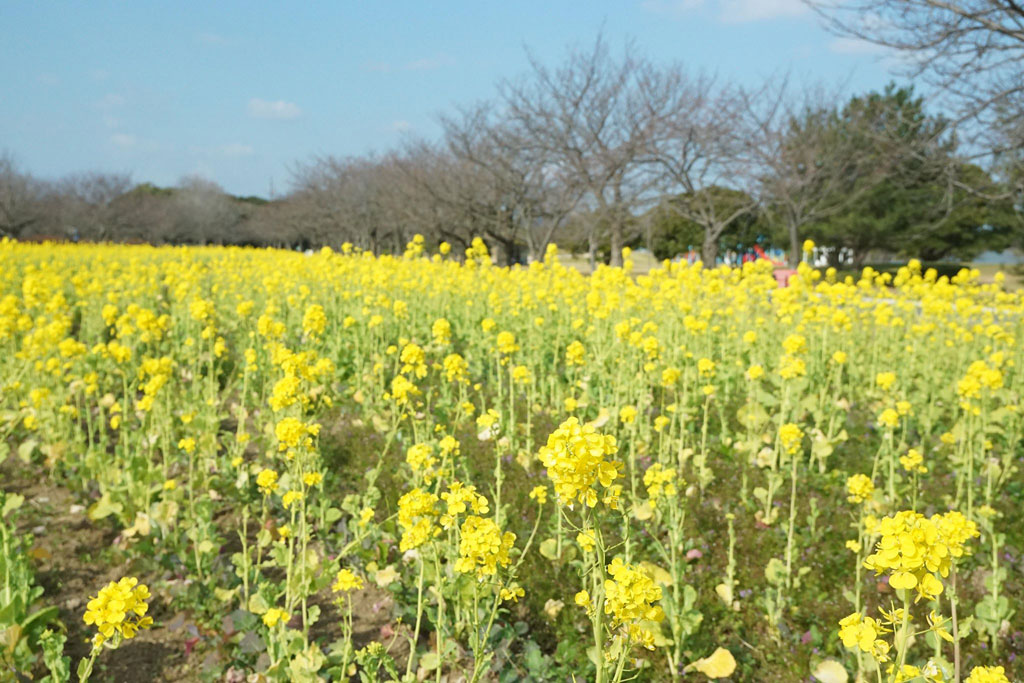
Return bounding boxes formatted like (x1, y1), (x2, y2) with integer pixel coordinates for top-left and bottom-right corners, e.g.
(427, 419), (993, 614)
(806, 1), (1024, 151)
(291, 152), (437, 253)
(106, 184), (175, 243)
(646, 70), (759, 265)
(171, 175), (242, 244)
(440, 103), (583, 262)
(498, 35), (660, 267)
(0, 153), (47, 239)
(50, 172), (134, 241)
(292, 156), (373, 249)
(743, 81), (895, 266)
(988, 103), (1024, 209)
(394, 140), (494, 255)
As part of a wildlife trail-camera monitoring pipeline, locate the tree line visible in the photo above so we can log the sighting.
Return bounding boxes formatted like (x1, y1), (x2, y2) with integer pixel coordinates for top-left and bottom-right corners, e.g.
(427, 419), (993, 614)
(3, 9), (1023, 267)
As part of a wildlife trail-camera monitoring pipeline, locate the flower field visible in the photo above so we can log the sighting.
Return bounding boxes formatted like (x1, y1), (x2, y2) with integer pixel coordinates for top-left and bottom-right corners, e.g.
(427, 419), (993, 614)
(1, 237), (1022, 682)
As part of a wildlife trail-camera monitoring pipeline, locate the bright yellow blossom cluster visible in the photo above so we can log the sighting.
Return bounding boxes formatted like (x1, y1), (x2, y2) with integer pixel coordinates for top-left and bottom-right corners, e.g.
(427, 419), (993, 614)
(779, 423), (804, 454)
(838, 612), (890, 661)
(262, 607), (290, 628)
(405, 443), (437, 474)
(454, 515), (516, 579)
(400, 342), (427, 378)
(82, 577), (153, 645)
(431, 318), (451, 345)
(274, 416), (319, 452)
(965, 666), (1011, 683)
(603, 556), (665, 650)
(538, 417), (623, 508)
(846, 473), (874, 504)
(643, 463), (679, 501)
(440, 481), (489, 528)
(565, 340), (586, 365)
(256, 468), (279, 495)
(396, 488), (440, 551)
(301, 304), (326, 337)
(863, 510), (979, 601)
(900, 448), (927, 474)
(957, 360), (1003, 399)
(332, 568), (364, 593)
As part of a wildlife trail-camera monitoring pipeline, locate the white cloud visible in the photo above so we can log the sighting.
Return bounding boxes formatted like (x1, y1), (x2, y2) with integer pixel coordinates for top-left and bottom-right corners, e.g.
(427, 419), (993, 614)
(90, 69), (109, 82)
(247, 98), (302, 120)
(37, 72), (59, 86)
(640, 0), (704, 16)
(110, 133), (136, 148)
(96, 93), (126, 109)
(390, 120), (412, 132)
(719, 0), (807, 23)
(365, 61), (392, 73)
(187, 143), (256, 159)
(826, 14), (904, 58)
(404, 55), (454, 71)
(218, 143), (255, 157)
(828, 36), (889, 55)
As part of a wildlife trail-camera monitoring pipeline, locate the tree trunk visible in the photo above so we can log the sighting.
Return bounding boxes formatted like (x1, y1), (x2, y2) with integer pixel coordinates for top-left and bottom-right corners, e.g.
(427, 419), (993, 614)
(609, 213), (623, 267)
(788, 220), (800, 268)
(701, 230), (719, 266)
(587, 226), (598, 272)
(525, 232), (539, 263)
(827, 248), (842, 269)
(489, 238), (508, 266)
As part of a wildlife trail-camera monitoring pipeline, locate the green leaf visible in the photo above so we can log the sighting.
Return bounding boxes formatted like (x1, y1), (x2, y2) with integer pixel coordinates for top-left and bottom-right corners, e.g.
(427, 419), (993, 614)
(958, 615), (974, 639)
(2, 624), (22, 654)
(539, 538), (559, 560)
(230, 552), (246, 572)
(76, 655), (92, 680)
(270, 544), (289, 567)
(683, 584), (698, 609)
(524, 643), (545, 672)
(247, 593), (269, 615)
(22, 606), (58, 639)
(87, 493), (123, 521)
(17, 439), (37, 463)
(811, 439), (833, 460)
(811, 658), (848, 683)
(306, 604), (321, 629)
(2, 493), (25, 519)
(765, 558), (786, 587)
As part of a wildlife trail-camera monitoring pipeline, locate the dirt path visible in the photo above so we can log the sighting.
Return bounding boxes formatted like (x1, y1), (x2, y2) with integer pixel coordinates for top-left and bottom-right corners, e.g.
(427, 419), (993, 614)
(2, 458), (410, 681)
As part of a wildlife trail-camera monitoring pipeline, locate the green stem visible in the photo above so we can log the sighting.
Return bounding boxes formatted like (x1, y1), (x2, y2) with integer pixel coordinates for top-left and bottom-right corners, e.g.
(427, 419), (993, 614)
(405, 556), (427, 679)
(895, 590), (911, 675)
(951, 565), (961, 683)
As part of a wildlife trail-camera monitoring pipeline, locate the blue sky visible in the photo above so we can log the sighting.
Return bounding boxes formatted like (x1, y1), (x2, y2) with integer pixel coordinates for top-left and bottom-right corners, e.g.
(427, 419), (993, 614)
(1, 1), (896, 197)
